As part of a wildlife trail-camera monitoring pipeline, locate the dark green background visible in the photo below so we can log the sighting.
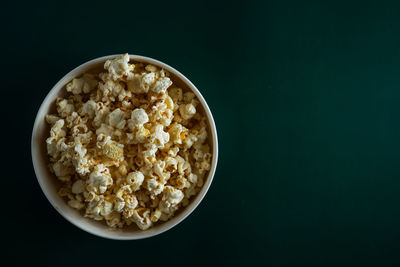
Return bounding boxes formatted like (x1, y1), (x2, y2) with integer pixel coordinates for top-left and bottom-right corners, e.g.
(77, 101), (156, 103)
(4, 0), (400, 266)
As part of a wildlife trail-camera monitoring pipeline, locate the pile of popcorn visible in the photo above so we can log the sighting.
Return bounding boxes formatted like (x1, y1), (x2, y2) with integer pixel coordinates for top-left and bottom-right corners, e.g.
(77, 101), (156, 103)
(45, 54), (212, 230)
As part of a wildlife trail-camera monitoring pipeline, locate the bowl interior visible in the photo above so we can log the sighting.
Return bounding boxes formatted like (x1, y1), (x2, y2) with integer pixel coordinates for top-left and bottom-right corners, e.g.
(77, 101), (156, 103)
(31, 55), (218, 240)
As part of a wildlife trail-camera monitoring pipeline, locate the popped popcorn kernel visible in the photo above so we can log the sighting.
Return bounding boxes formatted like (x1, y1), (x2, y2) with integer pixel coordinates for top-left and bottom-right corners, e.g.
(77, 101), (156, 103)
(66, 74), (97, 95)
(128, 108), (149, 129)
(126, 171), (145, 191)
(107, 108), (126, 129)
(104, 53), (134, 81)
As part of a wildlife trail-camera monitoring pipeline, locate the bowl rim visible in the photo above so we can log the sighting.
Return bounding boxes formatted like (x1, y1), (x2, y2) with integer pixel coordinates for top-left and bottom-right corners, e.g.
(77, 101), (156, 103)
(31, 54), (219, 240)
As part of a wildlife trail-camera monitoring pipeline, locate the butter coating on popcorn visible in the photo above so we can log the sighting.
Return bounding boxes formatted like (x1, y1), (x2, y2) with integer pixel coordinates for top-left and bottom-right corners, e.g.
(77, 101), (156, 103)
(45, 54), (212, 230)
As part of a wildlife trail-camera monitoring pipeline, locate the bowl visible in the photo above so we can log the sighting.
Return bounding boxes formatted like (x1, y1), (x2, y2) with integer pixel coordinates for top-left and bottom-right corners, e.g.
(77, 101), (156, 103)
(31, 54), (218, 240)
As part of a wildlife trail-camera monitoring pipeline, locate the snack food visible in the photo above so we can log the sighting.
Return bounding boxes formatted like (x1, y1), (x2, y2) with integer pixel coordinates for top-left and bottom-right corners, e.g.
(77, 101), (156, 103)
(45, 54), (212, 230)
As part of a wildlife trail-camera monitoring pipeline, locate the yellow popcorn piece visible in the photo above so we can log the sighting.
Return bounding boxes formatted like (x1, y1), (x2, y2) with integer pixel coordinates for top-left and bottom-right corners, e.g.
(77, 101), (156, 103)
(165, 96), (174, 110)
(179, 103), (196, 120)
(150, 208), (162, 223)
(128, 108), (149, 128)
(45, 114), (60, 125)
(151, 124), (169, 148)
(145, 178), (164, 196)
(145, 64), (158, 72)
(81, 100), (97, 118)
(183, 92), (195, 103)
(56, 98), (75, 118)
(159, 186), (184, 215)
(107, 108), (126, 129)
(135, 125), (150, 143)
(52, 161), (72, 182)
(168, 87), (183, 102)
(68, 199), (85, 210)
(127, 72), (155, 94)
(66, 73), (97, 95)
(71, 180), (85, 194)
(103, 140), (124, 160)
(151, 77), (172, 94)
(131, 208), (152, 230)
(104, 53), (134, 81)
(87, 164), (113, 194)
(96, 134), (124, 161)
(126, 171), (144, 191)
(168, 123), (188, 145)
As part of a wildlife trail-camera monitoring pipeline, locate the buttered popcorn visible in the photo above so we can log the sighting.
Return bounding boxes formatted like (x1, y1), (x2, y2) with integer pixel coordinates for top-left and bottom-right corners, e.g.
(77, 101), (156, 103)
(45, 54), (212, 230)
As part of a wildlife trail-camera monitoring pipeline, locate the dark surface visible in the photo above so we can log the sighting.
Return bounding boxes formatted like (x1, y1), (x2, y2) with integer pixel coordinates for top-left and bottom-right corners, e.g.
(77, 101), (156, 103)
(3, 0), (400, 266)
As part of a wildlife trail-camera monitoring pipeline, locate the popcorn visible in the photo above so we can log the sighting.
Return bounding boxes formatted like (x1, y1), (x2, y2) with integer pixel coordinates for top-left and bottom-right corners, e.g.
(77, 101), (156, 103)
(45, 114), (60, 125)
(141, 73), (156, 92)
(153, 160), (165, 177)
(175, 176), (191, 189)
(188, 173), (198, 184)
(107, 108), (126, 129)
(71, 180), (86, 194)
(81, 100), (97, 118)
(183, 92), (196, 103)
(151, 125), (169, 148)
(176, 155), (191, 176)
(159, 186), (184, 215)
(184, 186), (197, 199)
(145, 178), (164, 196)
(52, 161), (72, 182)
(151, 77), (172, 94)
(116, 185), (132, 201)
(168, 147), (180, 157)
(84, 191), (96, 202)
(49, 119), (66, 139)
(100, 201), (113, 216)
(131, 208), (152, 230)
(124, 195), (138, 210)
(196, 127), (208, 145)
(118, 164), (128, 176)
(163, 185), (185, 206)
(96, 123), (114, 136)
(142, 144), (158, 164)
(128, 108), (149, 129)
(179, 103), (196, 120)
(151, 102), (173, 126)
(114, 200), (125, 212)
(106, 212), (121, 227)
(165, 157), (178, 172)
(168, 123), (187, 145)
(66, 74), (97, 95)
(126, 171), (144, 191)
(56, 99), (75, 118)
(168, 87), (183, 102)
(68, 199), (84, 210)
(145, 64), (158, 72)
(186, 136), (199, 152)
(165, 96), (174, 110)
(150, 209), (162, 222)
(104, 53), (134, 81)
(46, 54), (212, 230)
(87, 164), (113, 193)
(135, 125), (150, 143)
(96, 134), (124, 162)
(127, 72), (155, 94)
(74, 142), (87, 158)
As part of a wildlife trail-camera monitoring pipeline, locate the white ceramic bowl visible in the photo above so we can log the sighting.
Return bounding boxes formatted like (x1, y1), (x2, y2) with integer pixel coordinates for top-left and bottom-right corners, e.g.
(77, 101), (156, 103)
(31, 54), (218, 240)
